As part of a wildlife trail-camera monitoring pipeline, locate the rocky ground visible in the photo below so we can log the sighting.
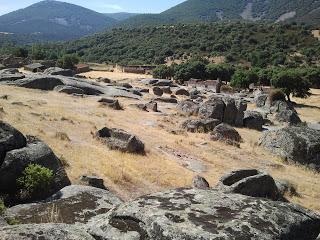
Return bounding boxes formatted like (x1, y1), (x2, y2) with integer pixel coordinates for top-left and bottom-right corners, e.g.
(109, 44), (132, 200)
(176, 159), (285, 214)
(0, 68), (320, 239)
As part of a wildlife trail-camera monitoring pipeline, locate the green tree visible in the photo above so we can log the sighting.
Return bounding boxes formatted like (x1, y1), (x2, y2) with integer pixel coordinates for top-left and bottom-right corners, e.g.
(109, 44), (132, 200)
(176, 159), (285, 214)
(57, 54), (80, 69)
(271, 69), (311, 101)
(230, 68), (259, 89)
(173, 60), (207, 82)
(205, 63), (235, 82)
(13, 47), (28, 58)
(152, 65), (173, 79)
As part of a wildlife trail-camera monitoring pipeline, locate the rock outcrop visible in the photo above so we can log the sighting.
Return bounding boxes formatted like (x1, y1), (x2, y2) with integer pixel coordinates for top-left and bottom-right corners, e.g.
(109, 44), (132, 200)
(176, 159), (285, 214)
(177, 100), (199, 116)
(87, 188), (320, 240)
(96, 127), (145, 154)
(98, 98), (122, 110)
(4, 185), (122, 224)
(182, 118), (221, 133)
(260, 126), (320, 171)
(243, 110), (264, 130)
(199, 98), (225, 121)
(0, 224), (95, 240)
(43, 67), (74, 77)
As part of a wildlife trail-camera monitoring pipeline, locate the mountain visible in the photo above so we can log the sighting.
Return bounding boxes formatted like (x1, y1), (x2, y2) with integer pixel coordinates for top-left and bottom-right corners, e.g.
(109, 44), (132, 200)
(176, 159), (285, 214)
(0, 0), (117, 41)
(104, 12), (139, 21)
(121, 0), (320, 27)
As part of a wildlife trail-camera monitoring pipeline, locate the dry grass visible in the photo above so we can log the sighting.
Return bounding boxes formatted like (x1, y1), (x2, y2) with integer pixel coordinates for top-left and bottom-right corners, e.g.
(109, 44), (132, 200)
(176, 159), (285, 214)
(0, 81), (319, 210)
(80, 70), (152, 82)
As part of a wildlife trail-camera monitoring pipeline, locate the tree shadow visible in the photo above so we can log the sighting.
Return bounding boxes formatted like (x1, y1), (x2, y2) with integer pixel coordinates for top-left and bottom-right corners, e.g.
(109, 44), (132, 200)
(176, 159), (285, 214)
(294, 103), (320, 110)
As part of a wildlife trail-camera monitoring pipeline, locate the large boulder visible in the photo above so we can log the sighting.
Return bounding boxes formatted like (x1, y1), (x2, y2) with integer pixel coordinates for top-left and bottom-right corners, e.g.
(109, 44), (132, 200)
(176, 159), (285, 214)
(235, 99), (247, 127)
(217, 169), (280, 200)
(0, 224), (95, 240)
(210, 123), (242, 146)
(154, 97), (178, 104)
(87, 188), (320, 240)
(182, 118), (221, 133)
(243, 110), (264, 131)
(152, 87), (163, 96)
(259, 126), (320, 170)
(175, 88), (190, 96)
(192, 175), (210, 189)
(254, 91), (268, 107)
(0, 136), (70, 201)
(275, 110), (302, 125)
(177, 100), (199, 116)
(0, 122), (26, 164)
(96, 127), (145, 154)
(222, 97), (237, 125)
(43, 67), (74, 77)
(0, 73), (25, 82)
(4, 185), (122, 224)
(199, 98), (225, 121)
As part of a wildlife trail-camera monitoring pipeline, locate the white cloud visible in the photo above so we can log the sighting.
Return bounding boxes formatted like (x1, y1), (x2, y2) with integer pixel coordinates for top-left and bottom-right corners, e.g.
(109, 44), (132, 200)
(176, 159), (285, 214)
(102, 3), (124, 11)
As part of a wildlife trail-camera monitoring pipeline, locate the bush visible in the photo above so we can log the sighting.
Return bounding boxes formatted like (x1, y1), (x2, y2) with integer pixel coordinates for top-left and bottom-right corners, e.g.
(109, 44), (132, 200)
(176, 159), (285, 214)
(152, 65), (173, 79)
(268, 89), (286, 103)
(230, 68), (259, 89)
(57, 54), (80, 69)
(0, 199), (5, 215)
(205, 63), (235, 82)
(173, 59), (207, 82)
(17, 164), (54, 196)
(220, 85), (234, 93)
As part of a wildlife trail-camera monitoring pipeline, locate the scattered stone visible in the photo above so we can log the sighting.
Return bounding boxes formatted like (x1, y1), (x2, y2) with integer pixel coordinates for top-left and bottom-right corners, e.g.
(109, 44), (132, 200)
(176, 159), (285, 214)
(97, 77), (111, 83)
(161, 86), (172, 94)
(0, 224), (95, 240)
(4, 185), (122, 224)
(275, 110), (302, 125)
(275, 180), (299, 197)
(222, 97), (237, 125)
(44, 67), (74, 77)
(199, 98), (225, 121)
(153, 87), (163, 96)
(210, 123), (242, 146)
(116, 82), (132, 89)
(0, 73), (25, 82)
(217, 169), (280, 200)
(145, 101), (158, 112)
(98, 98), (122, 110)
(259, 126), (320, 171)
(175, 88), (190, 96)
(87, 188), (320, 240)
(154, 97), (178, 104)
(54, 85), (85, 95)
(182, 118), (221, 133)
(254, 90), (268, 107)
(80, 176), (106, 190)
(192, 175), (210, 189)
(177, 100), (199, 116)
(96, 127), (145, 154)
(243, 110), (264, 131)
(235, 99), (247, 127)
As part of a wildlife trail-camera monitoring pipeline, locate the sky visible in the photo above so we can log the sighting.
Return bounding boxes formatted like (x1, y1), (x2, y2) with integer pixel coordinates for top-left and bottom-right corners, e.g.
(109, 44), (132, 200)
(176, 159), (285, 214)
(0, 0), (186, 15)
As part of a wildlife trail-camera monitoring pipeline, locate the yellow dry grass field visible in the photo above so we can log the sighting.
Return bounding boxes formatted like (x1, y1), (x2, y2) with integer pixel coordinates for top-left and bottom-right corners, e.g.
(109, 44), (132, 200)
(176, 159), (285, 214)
(80, 70), (152, 82)
(0, 74), (319, 211)
(312, 30), (320, 40)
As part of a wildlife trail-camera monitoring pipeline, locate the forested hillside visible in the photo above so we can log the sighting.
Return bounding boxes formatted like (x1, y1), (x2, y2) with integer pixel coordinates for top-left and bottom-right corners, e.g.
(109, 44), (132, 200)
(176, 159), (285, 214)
(21, 22), (318, 67)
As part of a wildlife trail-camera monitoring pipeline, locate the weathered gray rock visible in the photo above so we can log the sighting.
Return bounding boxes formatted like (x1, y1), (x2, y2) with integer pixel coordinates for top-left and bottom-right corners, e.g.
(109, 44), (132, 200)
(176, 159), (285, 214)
(0, 69), (19, 75)
(54, 85), (85, 95)
(0, 216), (7, 227)
(98, 98), (122, 110)
(210, 123), (242, 146)
(87, 188), (320, 240)
(222, 97), (237, 125)
(0, 224), (95, 240)
(145, 101), (158, 112)
(80, 175), (106, 189)
(43, 67), (74, 77)
(177, 100), (199, 116)
(0, 121), (26, 164)
(4, 185), (122, 224)
(254, 91), (268, 107)
(275, 110), (302, 125)
(182, 118), (221, 133)
(276, 180), (299, 197)
(0, 73), (25, 82)
(259, 126), (320, 170)
(96, 127), (145, 154)
(217, 169), (280, 200)
(153, 87), (163, 96)
(199, 98), (225, 121)
(140, 78), (173, 87)
(0, 136), (70, 200)
(161, 86), (172, 94)
(243, 110), (264, 131)
(192, 175), (209, 189)
(235, 99), (247, 127)
(154, 97), (178, 104)
(175, 88), (190, 96)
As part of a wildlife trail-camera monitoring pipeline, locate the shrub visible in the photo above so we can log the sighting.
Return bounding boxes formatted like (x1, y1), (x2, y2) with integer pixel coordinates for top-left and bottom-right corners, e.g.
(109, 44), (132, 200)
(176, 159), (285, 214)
(230, 68), (259, 89)
(17, 164), (54, 196)
(268, 89), (286, 103)
(220, 85), (234, 93)
(57, 54), (80, 69)
(0, 199), (5, 215)
(152, 65), (173, 79)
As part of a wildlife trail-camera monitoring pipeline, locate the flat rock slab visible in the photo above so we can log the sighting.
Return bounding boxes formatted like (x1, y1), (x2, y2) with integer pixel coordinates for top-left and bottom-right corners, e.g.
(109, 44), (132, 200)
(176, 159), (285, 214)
(4, 185), (122, 224)
(87, 188), (320, 240)
(0, 224), (95, 240)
